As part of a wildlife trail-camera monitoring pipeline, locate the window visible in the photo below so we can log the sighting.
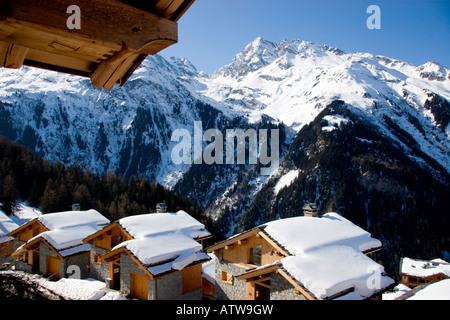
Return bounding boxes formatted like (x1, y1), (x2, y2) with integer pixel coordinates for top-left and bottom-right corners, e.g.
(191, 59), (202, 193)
(221, 271), (233, 284)
(249, 245), (262, 266)
(93, 253), (101, 264)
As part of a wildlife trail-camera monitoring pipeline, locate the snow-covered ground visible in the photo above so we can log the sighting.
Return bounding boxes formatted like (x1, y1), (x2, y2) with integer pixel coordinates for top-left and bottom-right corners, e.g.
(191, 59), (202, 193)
(0, 270), (127, 300)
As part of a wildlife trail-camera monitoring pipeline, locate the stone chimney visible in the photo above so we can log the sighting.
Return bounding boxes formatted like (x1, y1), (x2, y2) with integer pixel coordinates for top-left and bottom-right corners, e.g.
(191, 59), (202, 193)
(156, 203), (167, 213)
(302, 203), (318, 217)
(72, 203), (81, 211)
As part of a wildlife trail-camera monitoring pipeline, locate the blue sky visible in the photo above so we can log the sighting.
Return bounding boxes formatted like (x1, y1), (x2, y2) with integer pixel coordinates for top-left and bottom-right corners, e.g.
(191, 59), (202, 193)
(160, 0), (450, 73)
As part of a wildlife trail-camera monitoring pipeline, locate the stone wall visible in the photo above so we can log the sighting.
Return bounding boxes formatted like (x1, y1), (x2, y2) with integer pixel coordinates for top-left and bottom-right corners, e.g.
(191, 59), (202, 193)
(269, 272), (306, 300)
(214, 250), (307, 300)
(88, 241), (110, 281)
(214, 253), (248, 300)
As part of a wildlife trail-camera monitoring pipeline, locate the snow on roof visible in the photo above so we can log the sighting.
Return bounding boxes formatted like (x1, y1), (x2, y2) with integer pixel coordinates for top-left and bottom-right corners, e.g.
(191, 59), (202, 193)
(27, 209), (109, 256)
(382, 284), (411, 300)
(263, 212), (393, 299)
(113, 211), (211, 276)
(0, 209), (19, 243)
(282, 245), (393, 299)
(117, 210), (210, 240)
(401, 257), (450, 278)
(263, 212), (382, 255)
(407, 279), (450, 300)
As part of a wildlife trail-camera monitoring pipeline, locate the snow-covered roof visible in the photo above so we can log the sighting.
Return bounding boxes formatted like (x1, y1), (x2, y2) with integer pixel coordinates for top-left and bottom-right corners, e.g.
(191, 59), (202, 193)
(401, 257), (450, 278)
(112, 211), (211, 276)
(0, 209), (19, 243)
(261, 213), (393, 299)
(25, 209), (110, 257)
(263, 212), (382, 255)
(406, 279), (450, 300)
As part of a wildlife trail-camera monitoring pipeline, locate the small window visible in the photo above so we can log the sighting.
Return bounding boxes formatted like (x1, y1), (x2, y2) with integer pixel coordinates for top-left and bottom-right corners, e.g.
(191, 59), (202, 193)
(249, 245), (262, 266)
(221, 271), (233, 284)
(93, 253), (101, 264)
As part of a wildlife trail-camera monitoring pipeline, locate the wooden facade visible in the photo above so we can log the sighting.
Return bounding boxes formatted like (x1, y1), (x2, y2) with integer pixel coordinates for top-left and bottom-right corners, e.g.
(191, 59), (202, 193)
(401, 273), (449, 288)
(302, 203), (319, 217)
(207, 221), (389, 300)
(0, 0), (195, 89)
(207, 228), (311, 300)
(84, 219), (210, 300)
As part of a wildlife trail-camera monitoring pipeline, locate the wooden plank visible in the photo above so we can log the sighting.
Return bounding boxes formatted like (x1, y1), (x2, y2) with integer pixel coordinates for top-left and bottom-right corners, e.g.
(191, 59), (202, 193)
(0, 18), (117, 62)
(1, 0), (178, 54)
(169, 0), (196, 22)
(0, 41), (10, 66)
(257, 231), (290, 257)
(46, 255), (61, 278)
(3, 44), (28, 68)
(130, 272), (149, 300)
(90, 44), (141, 89)
(182, 263), (202, 294)
(26, 48), (95, 73)
(153, 0), (175, 16)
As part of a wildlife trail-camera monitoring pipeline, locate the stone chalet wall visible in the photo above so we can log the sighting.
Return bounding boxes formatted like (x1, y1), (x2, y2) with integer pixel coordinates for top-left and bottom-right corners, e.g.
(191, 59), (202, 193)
(120, 254), (202, 300)
(214, 250), (306, 300)
(12, 238), (32, 273)
(214, 250), (247, 300)
(88, 240), (110, 281)
(270, 272), (306, 300)
(39, 243), (89, 278)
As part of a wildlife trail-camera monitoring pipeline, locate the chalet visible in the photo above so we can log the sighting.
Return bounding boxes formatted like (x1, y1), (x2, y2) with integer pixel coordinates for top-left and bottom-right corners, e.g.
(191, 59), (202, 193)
(400, 257), (450, 288)
(0, 209), (19, 258)
(0, 0), (195, 89)
(207, 212), (394, 300)
(83, 210), (212, 300)
(8, 209), (109, 279)
(302, 203), (319, 217)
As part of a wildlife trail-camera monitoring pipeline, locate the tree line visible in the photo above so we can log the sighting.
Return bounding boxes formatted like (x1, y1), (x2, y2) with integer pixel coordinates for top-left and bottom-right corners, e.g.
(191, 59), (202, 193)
(0, 135), (209, 228)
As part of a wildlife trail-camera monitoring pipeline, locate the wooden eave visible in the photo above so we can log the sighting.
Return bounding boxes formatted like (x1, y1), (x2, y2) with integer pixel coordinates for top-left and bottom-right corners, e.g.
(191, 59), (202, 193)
(102, 246), (154, 278)
(235, 263), (280, 281)
(206, 227), (290, 259)
(0, 0), (195, 89)
(83, 221), (133, 244)
(7, 218), (48, 238)
(102, 243), (211, 279)
(22, 236), (63, 259)
(206, 228), (261, 253)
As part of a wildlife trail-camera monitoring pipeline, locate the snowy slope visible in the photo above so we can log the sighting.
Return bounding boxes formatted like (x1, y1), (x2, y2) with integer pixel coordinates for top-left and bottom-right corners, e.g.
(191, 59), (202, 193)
(0, 55), (230, 187)
(197, 37), (450, 173)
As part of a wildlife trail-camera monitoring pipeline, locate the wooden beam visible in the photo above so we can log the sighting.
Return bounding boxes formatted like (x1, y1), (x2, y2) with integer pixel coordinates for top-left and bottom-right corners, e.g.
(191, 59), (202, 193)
(90, 44), (141, 89)
(1, 0), (178, 54)
(257, 231), (290, 257)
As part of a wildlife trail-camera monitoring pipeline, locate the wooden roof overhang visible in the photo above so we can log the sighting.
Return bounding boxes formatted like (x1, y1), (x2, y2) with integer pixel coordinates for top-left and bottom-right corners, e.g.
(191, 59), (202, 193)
(102, 241), (211, 279)
(83, 221), (133, 244)
(206, 227), (290, 258)
(7, 218), (47, 238)
(0, 0), (195, 89)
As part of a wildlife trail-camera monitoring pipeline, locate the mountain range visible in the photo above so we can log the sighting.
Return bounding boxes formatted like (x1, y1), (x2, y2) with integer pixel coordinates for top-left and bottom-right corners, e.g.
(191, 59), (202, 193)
(0, 37), (449, 279)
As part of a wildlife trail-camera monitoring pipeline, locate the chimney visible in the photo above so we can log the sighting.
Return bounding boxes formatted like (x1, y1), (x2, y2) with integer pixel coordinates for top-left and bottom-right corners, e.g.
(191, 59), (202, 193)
(72, 203), (81, 211)
(302, 203), (318, 217)
(156, 203), (167, 213)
